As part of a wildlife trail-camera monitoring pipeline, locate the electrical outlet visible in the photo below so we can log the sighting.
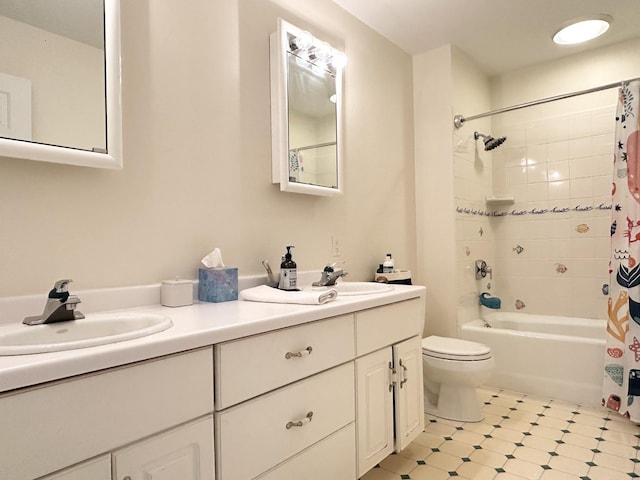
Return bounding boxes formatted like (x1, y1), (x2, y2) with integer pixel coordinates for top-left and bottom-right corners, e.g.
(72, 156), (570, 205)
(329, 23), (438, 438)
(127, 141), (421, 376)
(331, 236), (341, 257)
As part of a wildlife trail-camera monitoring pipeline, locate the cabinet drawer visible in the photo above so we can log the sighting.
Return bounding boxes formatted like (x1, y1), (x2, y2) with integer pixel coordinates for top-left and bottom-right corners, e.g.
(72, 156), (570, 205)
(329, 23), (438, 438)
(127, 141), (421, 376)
(215, 362), (355, 480)
(214, 314), (354, 409)
(256, 422), (356, 480)
(356, 299), (422, 355)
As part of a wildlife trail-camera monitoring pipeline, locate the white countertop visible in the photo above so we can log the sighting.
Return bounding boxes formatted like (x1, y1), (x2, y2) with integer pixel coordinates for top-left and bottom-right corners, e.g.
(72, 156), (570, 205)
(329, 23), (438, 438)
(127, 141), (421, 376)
(0, 284), (425, 393)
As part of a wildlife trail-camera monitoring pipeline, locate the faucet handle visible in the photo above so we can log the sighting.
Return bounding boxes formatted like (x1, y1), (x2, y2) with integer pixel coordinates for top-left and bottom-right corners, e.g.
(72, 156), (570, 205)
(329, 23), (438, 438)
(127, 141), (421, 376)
(53, 279), (73, 292)
(325, 260), (345, 271)
(49, 279), (73, 300)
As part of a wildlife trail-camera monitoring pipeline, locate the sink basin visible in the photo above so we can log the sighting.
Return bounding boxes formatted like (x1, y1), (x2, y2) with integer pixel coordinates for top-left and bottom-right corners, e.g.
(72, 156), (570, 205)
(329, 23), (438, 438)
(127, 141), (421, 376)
(313, 282), (393, 296)
(0, 312), (173, 355)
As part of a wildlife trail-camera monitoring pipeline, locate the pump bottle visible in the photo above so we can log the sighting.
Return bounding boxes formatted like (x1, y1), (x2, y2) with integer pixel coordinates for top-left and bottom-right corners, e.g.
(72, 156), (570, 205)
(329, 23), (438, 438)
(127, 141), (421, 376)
(279, 245), (297, 290)
(383, 253), (394, 273)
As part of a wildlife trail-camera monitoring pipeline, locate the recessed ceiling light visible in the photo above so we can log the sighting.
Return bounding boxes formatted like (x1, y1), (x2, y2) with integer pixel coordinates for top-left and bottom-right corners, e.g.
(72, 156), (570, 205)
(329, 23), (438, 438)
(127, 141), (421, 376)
(553, 16), (612, 45)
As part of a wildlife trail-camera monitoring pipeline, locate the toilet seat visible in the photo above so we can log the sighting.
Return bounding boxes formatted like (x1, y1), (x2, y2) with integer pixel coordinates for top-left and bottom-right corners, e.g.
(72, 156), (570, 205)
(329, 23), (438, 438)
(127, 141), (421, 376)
(422, 335), (492, 361)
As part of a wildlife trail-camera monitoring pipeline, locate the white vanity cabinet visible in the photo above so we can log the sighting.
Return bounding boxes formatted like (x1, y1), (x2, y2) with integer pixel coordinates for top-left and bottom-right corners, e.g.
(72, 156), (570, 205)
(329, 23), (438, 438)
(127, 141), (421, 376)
(355, 300), (425, 478)
(2, 348), (214, 480)
(1, 287), (426, 480)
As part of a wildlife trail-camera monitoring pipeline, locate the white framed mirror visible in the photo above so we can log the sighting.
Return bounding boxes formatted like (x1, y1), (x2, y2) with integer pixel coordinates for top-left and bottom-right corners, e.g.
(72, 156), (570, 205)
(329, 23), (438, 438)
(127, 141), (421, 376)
(270, 18), (345, 196)
(0, 0), (122, 169)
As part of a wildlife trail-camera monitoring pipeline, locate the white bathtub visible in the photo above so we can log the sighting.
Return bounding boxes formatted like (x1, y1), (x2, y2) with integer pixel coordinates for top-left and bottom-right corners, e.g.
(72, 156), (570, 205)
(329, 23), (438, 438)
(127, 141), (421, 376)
(460, 312), (606, 407)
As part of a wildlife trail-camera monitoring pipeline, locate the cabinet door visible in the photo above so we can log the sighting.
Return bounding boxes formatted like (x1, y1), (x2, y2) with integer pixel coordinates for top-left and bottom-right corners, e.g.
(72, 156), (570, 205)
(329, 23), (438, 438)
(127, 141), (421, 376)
(393, 336), (425, 452)
(113, 415), (214, 480)
(355, 347), (394, 478)
(38, 455), (110, 480)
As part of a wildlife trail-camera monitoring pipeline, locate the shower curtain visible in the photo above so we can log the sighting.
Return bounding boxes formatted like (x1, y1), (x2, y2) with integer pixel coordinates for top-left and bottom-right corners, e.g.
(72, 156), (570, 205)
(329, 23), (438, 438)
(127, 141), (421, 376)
(605, 79), (640, 422)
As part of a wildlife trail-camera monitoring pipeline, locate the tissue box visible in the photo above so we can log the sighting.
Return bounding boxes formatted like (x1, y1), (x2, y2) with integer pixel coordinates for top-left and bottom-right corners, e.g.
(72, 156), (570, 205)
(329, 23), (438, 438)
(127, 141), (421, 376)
(198, 268), (238, 303)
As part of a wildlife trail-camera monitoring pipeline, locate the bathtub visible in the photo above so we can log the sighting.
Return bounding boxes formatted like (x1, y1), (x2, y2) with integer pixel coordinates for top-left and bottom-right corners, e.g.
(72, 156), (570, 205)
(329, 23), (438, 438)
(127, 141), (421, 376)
(460, 312), (606, 407)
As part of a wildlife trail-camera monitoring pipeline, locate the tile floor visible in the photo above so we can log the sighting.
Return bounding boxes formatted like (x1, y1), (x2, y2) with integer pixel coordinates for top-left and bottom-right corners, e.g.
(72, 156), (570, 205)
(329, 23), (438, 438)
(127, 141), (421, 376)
(361, 387), (640, 480)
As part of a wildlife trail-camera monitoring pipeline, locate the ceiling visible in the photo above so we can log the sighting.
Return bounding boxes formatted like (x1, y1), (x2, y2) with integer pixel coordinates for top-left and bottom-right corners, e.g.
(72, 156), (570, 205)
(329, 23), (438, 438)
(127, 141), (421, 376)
(331, 0), (640, 76)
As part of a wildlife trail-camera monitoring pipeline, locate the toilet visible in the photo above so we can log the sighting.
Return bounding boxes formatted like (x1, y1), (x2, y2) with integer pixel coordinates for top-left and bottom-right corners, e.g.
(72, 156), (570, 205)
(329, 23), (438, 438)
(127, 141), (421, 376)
(422, 335), (494, 422)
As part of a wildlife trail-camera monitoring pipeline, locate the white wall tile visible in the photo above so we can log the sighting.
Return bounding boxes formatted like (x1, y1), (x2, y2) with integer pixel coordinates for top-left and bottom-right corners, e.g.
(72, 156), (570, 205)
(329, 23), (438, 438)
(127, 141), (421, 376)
(548, 180), (570, 200)
(568, 112), (591, 139)
(570, 177), (594, 198)
(568, 137), (592, 159)
(569, 157), (593, 179)
(548, 161), (570, 181)
(527, 163), (548, 183)
(547, 141), (569, 162)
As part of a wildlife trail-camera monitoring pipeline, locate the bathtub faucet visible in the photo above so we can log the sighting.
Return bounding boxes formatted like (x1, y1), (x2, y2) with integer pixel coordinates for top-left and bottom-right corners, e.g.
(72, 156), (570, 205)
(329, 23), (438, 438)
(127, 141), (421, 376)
(475, 260), (493, 280)
(479, 292), (501, 310)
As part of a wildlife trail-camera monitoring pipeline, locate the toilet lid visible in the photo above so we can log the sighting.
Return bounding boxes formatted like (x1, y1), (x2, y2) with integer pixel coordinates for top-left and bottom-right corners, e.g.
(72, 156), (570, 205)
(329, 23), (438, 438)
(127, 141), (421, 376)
(422, 335), (492, 361)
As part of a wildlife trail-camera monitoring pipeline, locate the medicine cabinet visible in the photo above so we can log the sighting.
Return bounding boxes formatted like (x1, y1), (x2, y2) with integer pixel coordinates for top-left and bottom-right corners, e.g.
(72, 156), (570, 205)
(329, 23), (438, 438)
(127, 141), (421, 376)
(270, 18), (346, 196)
(0, 0), (122, 169)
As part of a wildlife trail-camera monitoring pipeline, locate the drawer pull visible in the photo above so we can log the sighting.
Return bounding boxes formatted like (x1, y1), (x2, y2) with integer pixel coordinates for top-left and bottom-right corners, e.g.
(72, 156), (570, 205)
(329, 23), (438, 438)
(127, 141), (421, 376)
(285, 346), (313, 359)
(286, 411), (314, 429)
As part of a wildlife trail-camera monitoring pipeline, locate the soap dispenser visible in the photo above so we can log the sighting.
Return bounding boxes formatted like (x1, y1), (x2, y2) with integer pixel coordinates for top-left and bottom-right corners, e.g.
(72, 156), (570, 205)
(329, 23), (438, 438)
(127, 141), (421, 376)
(383, 253), (394, 273)
(278, 244), (298, 290)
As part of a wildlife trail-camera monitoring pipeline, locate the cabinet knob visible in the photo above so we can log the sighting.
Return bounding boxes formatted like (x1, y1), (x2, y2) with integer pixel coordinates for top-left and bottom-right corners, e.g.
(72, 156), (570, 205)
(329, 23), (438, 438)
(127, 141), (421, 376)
(123, 476), (132, 480)
(284, 346), (312, 359)
(286, 411), (313, 429)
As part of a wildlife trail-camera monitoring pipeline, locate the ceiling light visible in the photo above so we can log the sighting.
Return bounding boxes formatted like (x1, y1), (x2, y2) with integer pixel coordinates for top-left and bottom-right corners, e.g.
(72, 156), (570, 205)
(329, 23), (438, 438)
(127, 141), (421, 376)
(553, 16), (611, 45)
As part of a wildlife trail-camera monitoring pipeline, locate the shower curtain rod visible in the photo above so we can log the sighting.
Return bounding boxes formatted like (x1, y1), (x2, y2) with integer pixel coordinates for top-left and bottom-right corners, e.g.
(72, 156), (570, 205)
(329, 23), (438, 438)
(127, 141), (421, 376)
(453, 76), (640, 129)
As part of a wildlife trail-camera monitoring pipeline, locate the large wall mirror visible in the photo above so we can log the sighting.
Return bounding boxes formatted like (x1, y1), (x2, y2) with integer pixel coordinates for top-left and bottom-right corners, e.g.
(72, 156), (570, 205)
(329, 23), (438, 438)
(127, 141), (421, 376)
(0, 0), (122, 169)
(270, 18), (346, 196)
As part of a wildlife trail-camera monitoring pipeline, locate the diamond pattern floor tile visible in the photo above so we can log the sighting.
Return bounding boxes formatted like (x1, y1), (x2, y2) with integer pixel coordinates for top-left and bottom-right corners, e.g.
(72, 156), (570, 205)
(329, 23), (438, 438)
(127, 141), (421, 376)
(361, 387), (640, 480)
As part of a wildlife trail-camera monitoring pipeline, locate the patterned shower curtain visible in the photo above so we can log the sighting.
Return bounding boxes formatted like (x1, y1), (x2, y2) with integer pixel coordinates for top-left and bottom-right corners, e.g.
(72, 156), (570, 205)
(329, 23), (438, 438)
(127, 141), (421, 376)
(605, 79), (640, 422)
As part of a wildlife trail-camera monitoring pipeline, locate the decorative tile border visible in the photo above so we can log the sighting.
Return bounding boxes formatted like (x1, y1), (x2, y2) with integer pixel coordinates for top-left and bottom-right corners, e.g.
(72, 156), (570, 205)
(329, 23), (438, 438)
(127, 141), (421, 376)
(456, 203), (612, 217)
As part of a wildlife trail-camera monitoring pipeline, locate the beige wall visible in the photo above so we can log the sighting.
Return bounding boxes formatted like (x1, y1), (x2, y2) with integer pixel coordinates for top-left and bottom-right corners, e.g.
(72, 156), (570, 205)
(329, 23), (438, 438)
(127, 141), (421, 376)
(413, 45), (455, 337)
(0, 0), (416, 297)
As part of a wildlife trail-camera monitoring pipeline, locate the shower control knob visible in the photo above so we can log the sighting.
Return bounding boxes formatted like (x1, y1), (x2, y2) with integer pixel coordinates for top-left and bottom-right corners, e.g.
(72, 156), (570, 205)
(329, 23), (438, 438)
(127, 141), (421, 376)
(475, 260), (493, 280)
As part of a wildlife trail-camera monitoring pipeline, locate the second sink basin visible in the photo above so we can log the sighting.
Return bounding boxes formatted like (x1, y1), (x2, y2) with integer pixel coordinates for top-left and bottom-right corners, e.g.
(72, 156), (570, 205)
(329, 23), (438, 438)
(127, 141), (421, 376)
(313, 281), (393, 296)
(0, 312), (173, 356)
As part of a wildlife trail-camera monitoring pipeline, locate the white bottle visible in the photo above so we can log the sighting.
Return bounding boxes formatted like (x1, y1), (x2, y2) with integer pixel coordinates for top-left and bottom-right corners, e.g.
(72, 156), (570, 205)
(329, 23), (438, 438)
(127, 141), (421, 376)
(382, 253), (394, 273)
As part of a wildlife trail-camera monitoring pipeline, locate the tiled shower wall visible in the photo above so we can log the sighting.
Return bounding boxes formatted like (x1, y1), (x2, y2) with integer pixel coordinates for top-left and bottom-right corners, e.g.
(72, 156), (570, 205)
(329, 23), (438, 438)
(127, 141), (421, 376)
(472, 100), (616, 320)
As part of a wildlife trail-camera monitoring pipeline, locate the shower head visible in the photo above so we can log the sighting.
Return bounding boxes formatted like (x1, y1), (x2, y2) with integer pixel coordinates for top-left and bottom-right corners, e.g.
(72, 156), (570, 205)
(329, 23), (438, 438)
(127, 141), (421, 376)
(474, 131), (507, 151)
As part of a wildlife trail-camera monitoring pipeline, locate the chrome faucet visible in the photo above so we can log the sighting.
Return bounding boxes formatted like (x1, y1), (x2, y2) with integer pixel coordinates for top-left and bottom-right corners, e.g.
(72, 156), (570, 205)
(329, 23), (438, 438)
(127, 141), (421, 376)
(23, 279), (85, 326)
(312, 263), (348, 287)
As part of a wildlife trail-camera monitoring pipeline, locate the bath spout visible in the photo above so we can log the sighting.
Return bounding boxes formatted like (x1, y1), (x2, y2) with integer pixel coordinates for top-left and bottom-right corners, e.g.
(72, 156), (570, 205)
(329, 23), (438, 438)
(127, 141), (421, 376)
(479, 292), (501, 310)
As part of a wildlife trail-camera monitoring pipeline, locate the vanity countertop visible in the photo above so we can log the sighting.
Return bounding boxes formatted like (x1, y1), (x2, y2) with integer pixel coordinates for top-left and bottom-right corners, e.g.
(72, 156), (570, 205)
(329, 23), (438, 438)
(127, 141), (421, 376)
(0, 285), (425, 394)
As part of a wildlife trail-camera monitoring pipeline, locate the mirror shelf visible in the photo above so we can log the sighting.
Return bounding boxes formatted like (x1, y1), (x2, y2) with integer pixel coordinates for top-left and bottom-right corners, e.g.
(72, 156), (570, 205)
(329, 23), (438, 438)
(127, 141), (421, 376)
(270, 18), (345, 197)
(0, 0), (122, 169)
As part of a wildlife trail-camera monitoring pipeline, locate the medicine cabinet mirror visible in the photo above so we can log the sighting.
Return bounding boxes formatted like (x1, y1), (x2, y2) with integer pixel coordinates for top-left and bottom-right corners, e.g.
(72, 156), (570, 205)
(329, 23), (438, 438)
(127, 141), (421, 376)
(270, 18), (346, 196)
(0, 0), (122, 169)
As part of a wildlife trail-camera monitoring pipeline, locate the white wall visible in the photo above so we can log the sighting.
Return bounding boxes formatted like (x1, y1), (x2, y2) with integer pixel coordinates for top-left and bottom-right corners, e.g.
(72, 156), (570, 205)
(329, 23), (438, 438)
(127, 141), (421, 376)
(0, 0), (416, 297)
